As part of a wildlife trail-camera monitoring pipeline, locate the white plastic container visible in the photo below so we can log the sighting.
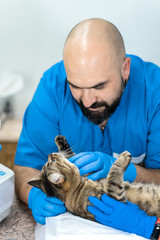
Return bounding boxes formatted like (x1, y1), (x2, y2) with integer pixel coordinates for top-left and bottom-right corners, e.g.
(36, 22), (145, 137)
(0, 163), (14, 222)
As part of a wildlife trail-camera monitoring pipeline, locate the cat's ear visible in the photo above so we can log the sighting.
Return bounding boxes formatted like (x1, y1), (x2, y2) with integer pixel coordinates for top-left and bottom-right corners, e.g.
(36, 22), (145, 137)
(28, 177), (42, 190)
(48, 173), (65, 185)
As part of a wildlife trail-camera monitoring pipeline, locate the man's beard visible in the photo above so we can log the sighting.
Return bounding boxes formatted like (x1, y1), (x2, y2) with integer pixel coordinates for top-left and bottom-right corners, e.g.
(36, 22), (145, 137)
(77, 78), (126, 125)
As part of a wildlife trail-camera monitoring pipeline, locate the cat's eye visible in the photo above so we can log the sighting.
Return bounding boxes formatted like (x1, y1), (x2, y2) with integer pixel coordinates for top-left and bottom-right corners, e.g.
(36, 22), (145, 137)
(51, 158), (56, 162)
(48, 154), (56, 164)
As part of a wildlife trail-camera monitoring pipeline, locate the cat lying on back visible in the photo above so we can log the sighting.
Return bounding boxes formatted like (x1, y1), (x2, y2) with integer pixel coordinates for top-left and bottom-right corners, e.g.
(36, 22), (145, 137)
(28, 135), (160, 220)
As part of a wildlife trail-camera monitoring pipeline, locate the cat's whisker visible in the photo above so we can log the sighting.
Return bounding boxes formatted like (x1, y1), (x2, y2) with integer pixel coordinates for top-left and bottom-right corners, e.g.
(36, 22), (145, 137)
(69, 143), (90, 153)
(68, 144), (79, 152)
(59, 150), (75, 159)
(59, 144), (79, 157)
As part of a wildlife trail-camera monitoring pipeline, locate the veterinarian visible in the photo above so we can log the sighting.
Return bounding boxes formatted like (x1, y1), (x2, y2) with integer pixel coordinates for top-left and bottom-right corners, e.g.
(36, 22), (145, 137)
(14, 18), (160, 238)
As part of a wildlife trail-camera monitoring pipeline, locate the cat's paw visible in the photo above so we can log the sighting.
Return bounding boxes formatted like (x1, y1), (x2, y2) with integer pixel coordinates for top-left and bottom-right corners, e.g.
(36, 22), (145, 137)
(120, 151), (131, 158)
(55, 135), (67, 148)
(117, 151), (132, 166)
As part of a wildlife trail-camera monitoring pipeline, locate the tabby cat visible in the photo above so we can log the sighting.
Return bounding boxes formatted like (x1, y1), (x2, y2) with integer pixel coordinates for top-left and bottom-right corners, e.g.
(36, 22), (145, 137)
(28, 135), (160, 220)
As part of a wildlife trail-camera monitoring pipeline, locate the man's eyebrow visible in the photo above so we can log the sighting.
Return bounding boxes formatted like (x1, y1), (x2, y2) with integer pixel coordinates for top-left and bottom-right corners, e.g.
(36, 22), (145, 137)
(67, 80), (82, 89)
(67, 79), (108, 89)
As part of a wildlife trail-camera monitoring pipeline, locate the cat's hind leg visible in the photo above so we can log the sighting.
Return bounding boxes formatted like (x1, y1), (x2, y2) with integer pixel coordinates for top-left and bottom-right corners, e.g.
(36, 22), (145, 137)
(55, 135), (75, 158)
(105, 151), (132, 203)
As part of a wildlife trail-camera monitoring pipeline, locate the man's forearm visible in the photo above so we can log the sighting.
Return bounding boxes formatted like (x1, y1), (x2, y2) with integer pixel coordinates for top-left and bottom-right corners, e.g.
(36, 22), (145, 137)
(14, 164), (40, 205)
(135, 165), (160, 184)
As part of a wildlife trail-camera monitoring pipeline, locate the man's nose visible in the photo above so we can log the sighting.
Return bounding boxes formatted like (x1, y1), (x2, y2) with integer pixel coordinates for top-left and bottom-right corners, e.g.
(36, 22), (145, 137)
(81, 89), (96, 108)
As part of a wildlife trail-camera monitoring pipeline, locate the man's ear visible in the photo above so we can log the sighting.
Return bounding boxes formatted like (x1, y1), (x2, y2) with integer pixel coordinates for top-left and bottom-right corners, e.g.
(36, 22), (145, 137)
(48, 173), (65, 186)
(121, 57), (131, 81)
(28, 177), (42, 190)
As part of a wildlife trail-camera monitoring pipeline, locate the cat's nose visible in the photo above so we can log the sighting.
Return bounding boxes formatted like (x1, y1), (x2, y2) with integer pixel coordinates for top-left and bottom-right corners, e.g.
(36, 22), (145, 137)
(51, 153), (61, 161)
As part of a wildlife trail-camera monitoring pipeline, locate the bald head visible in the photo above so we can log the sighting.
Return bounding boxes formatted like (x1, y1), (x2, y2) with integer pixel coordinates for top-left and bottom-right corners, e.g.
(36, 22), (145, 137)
(63, 18), (125, 64)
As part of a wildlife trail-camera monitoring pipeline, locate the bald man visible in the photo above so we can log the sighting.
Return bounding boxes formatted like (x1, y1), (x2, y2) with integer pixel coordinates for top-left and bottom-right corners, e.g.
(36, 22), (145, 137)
(14, 19), (160, 238)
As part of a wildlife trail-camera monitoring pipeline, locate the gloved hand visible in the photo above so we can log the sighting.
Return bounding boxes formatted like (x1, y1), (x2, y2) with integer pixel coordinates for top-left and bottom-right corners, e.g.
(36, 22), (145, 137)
(28, 187), (66, 225)
(69, 152), (137, 182)
(88, 194), (157, 238)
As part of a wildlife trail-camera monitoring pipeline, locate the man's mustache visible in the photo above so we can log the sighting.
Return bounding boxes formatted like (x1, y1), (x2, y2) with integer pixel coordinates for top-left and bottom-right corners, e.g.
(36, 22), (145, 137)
(88, 101), (108, 109)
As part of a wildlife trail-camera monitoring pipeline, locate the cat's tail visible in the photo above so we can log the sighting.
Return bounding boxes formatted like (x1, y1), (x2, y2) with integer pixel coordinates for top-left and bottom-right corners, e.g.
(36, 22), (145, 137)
(105, 151), (132, 203)
(55, 135), (76, 158)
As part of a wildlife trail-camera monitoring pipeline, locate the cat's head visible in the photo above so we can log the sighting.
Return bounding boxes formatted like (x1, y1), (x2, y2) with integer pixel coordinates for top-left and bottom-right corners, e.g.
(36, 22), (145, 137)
(28, 153), (81, 202)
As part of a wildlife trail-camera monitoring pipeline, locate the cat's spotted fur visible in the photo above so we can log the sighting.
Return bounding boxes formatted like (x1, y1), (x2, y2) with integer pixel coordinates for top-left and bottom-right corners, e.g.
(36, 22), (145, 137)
(28, 135), (160, 220)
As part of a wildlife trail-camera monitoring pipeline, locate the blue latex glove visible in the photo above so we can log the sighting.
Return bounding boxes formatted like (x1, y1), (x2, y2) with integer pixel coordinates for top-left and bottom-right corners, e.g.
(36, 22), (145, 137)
(28, 187), (66, 225)
(69, 152), (137, 182)
(88, 194), (157, 238)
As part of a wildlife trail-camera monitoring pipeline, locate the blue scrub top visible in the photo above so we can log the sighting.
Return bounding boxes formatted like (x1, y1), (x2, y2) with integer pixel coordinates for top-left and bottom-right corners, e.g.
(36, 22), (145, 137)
(15, 54), (160, 170)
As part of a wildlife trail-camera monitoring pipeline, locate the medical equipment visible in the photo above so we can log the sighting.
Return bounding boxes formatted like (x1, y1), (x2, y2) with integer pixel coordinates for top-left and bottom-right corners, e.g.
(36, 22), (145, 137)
(0, 145), (14, 222)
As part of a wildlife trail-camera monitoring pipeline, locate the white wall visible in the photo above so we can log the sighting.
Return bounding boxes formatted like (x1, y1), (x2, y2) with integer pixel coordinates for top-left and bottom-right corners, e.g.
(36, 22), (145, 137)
(0, 0), (160, 118)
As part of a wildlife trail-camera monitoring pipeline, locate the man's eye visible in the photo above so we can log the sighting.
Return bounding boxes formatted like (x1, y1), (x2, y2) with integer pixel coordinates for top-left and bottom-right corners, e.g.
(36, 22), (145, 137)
(95, 84), (105, 90)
